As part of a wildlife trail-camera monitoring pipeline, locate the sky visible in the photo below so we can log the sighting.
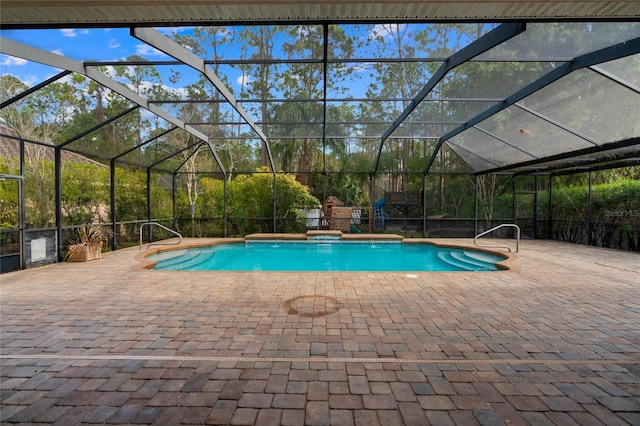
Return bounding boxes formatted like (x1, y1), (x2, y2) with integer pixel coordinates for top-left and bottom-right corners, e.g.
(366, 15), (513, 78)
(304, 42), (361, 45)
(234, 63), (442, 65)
(1, 28), (198, 88)
(0, 23), (443, 96)
(1, 25), (412, 114)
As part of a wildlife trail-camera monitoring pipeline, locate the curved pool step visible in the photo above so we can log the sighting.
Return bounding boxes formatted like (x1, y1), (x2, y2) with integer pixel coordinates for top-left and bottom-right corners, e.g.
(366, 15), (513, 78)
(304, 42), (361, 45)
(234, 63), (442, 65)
(150, 249), (193, 269)
(183, 250), (217, 269)
(437, 251), (475, 271)
(155, 249), (214, 270)
(437, 250), (496, 271)
(462, 250), (503, 264)
(450, 251), (497, 270)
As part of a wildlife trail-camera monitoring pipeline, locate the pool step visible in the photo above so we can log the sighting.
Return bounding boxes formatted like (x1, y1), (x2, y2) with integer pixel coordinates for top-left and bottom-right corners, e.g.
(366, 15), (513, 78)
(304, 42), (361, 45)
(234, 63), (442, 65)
(150, 249), (192, 269)
(155, 249), (214, 270)
(462, 250), (503, 264)
(450, 251), (496, 270)
(436, 251), (475, 271)
(437, 250), (496, 271)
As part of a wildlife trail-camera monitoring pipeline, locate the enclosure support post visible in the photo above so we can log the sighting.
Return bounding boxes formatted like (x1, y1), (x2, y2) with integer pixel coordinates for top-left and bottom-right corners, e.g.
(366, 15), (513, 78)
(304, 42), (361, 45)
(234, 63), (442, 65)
(548, 176), (553, 240)
(321, 24), (330, 230)
(19, 139), (26, 269)
(587, 171), (593, 246)
(223, 177), (228, 238)
(533, 174), (539, 239)
(172, 173), (177, 231)
(321, 23), (329, 181)
(422, 174), (427, 238)
(512, 175), (517, 229)
(146, 168), (152, 223)
(370, 173), (376, 231)
(323, 173), (328, 220)
(54, 147), (63, 260)
(146, 168), (152, 244)
(474, 175), (479, 235)
(110, 159), (117, 251)
(273, 174), (277, 233)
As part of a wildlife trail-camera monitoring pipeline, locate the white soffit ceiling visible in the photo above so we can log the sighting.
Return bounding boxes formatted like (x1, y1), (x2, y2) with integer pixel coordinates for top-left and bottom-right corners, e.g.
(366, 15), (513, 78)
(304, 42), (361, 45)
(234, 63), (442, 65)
(1, 1), (639, 27)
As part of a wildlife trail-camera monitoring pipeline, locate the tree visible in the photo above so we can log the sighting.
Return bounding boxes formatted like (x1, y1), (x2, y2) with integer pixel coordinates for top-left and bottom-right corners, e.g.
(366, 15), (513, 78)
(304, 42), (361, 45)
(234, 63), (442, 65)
(58, 73), (137, 157)
(0, 75), (83, 227)
(266, 25), (355, 191)
(475, 174), (510, 230)
(237, 25), (282, 167)
(172, 26), (253, 176)
(61, 163), (110, 226)
(0, 75), (82, 145)
(224, 168), (320, 235)
(112, 57), (172, 163)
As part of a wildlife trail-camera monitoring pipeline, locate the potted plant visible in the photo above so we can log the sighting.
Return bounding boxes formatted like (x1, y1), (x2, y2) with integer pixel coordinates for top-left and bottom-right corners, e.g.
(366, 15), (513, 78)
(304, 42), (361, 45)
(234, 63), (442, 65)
(66, 224), (106, 262)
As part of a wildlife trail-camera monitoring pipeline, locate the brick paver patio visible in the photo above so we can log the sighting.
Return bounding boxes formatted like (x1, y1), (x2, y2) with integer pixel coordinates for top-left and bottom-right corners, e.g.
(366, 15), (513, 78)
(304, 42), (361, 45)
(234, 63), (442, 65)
(1, 239), (639, 425)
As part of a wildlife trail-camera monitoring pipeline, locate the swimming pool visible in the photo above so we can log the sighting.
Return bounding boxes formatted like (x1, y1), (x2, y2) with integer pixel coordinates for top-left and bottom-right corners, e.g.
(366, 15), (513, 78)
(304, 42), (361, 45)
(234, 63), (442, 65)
(147, 241), (506, 272)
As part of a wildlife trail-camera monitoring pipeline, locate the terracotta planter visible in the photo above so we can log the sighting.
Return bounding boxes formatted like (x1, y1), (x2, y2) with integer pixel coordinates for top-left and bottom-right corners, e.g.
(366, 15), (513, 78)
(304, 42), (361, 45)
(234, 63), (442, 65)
(66, 243), (102, 262)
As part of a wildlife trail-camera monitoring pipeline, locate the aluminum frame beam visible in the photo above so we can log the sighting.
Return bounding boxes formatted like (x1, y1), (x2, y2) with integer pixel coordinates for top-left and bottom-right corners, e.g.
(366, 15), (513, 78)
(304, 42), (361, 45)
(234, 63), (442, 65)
(0, 70), (71, 109)
(149, 140), (206, 170)
(373, 22), (525, 174)
(113, 126), (179, 161)
(58, 105), (140, 149)
(515, 149), (640, 177)
(472, 125), (539, 159)
(149, 96), (504, 104)
(549, 157), (640, 177)
(423, 35), (640, 175)
(479, 137), (640, 175)
(446, 141), (502, 168)
(132, 27), (275, 173)
(589, 64), (640, 95)
(448, 100), (604, 171)
(514, 102), (600, 147)
(0, 36), (227, 177)
(171, 142), (207, 173)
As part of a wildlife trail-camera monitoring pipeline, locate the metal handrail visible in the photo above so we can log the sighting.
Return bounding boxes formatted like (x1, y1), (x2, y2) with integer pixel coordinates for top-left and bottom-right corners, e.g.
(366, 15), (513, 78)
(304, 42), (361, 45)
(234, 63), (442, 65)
(474, 223), (520, 252)
(139, 222), (182, 250)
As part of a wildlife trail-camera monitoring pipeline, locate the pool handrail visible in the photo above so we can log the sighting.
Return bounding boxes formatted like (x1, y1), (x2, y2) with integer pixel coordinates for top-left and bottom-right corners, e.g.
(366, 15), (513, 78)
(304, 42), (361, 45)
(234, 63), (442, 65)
(139, 222), (183, 250)
(474, 223), (520, 252)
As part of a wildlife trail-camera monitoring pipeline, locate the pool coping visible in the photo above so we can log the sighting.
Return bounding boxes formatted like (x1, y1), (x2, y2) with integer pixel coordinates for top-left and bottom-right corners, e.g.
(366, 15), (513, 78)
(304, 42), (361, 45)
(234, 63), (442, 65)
(134, 234), (515, 272)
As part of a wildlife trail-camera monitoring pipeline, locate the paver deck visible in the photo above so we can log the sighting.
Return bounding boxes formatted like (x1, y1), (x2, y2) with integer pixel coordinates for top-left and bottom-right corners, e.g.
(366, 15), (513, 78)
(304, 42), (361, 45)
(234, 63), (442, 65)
(1, 239), (639, 425)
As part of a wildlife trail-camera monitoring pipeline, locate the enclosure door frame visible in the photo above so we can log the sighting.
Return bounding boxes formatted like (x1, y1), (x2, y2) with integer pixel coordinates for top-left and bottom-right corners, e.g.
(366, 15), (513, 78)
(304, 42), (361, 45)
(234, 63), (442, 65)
(0, 173), (25, 272)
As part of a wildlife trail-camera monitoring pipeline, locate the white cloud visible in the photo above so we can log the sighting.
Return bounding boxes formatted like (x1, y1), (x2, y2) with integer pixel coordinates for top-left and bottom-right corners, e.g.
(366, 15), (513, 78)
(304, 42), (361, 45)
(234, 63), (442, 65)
(20, 75), (40, 87)
(140, 108), (156, 122)
(351, 63), (370, 74)
(0, 72), (47, 89)
(1, 54), (28, 67)
(54, 73), (73, 86)
(236, 74), (252, 87)
(155, 27), (174, 36)
(135, 44), (167, 57)
(173, 85), (191, 100)
(51, 49), (64, 56)
(108, 38), (121, 49)
(369, 23), (406, 41)
(122, 79), (189, 101)
(155, 27), (194, 37)
(61, 29), (77, 38)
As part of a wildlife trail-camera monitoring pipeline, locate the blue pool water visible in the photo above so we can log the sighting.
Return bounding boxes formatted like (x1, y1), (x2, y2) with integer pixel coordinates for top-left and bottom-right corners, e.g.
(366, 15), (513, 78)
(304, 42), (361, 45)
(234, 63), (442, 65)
(148, 241), (505, 272)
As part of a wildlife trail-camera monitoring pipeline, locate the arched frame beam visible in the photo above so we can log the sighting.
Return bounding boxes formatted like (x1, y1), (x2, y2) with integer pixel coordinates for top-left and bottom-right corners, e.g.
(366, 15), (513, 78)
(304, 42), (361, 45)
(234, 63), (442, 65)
(372, 22), (525, 175)
(0, 70), (71, 109)
(0, 36), (227, 177)
(423, 36), (640, 176)
(132, 27), (276, 175)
